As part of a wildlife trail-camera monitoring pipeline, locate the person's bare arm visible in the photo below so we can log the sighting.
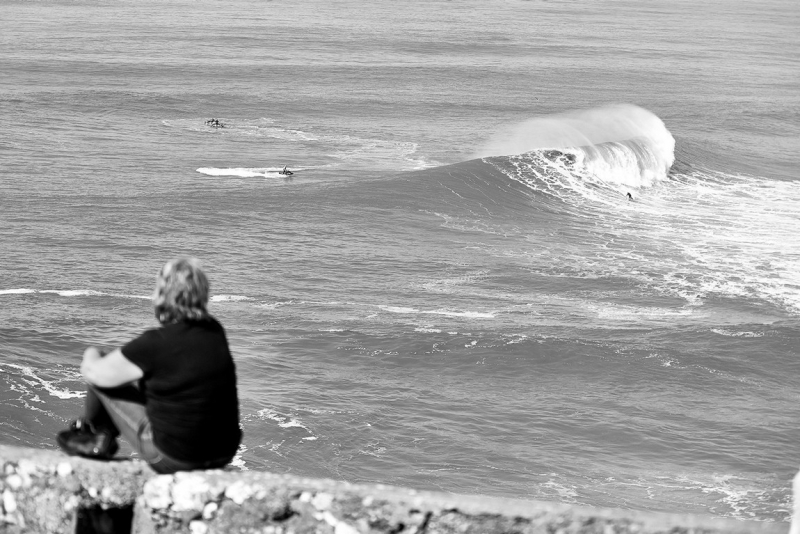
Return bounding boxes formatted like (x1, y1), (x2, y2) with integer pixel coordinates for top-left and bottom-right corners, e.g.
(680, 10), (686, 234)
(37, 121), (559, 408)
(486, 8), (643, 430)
(81, 347), (143, 388)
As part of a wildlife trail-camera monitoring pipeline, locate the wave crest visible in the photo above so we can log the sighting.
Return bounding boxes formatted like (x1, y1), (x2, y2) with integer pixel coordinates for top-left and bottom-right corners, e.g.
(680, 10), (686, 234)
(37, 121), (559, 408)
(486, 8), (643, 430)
(477, 104), (675, 187)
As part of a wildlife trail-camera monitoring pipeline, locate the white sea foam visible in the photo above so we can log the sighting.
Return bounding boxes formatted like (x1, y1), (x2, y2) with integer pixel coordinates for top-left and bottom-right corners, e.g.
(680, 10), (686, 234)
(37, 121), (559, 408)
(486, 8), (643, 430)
(711, 329), (765, 338)
(8, 383), (54, 415)
(266, 441), (286, 456)
(428, 309), (496, 318)
(229, 444), (248, 471)
(175, 116), (435, 174)
(39, 289), (103, 297)
(377, 305), (495, 318)
(416, 270), (489, 294)
(379, 306), (419, 314)
(674, 474), (772, 520)
(196, 167), (281, 178)
(256, 300), (296, 309)
(0, 288), (36, 295)
(540, 478), (580, 502)
(643, 172), (800, 314)
(2, 363), (85, 399)
(256, 408), (313, 433)
(488, 148), (800, 316)
(162, 117), (275, 132)
(589, 303), (693, 321)
(479, 104), (675, 188)
(210, 295), (252, 302)
(0, 289), (150, 300)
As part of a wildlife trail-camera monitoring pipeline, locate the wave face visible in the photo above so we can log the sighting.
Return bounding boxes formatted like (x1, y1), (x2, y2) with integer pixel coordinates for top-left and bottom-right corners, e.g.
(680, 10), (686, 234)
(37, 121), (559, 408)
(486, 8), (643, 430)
(476, 104), (676, 188)
(394, 160), (800, 320)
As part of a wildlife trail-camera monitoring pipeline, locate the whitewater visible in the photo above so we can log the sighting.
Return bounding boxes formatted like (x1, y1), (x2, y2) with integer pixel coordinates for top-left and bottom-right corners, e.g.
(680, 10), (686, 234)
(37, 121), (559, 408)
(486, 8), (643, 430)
(2, 0), (799, 524)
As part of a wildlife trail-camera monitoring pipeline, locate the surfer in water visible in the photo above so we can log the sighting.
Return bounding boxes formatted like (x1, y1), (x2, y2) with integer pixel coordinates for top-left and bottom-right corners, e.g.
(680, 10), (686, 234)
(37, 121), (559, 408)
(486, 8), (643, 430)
(627, 192), (634, 201)
(279, 166), (293, 176)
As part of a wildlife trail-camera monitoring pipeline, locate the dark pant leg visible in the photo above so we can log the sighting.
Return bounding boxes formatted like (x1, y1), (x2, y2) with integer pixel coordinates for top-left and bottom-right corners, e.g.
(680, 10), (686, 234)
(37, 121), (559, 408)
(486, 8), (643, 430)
(87, 384), (147, 449)
(83, 385), (121, 436)
(87, 384), (162, 463)
(88, 384), (234, 474)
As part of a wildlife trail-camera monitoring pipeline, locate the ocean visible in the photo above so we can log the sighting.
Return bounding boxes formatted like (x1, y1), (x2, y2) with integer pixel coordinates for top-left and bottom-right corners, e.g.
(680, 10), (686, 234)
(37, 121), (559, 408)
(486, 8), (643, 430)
(1, 0), (799, 523)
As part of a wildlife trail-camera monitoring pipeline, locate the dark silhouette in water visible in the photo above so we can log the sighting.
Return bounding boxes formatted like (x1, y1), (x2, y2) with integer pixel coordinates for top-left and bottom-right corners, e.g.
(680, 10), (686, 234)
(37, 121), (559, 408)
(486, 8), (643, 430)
(279, 166), (293, 176)
(627, 192), (634, 201)
(205, 118), (224, 128)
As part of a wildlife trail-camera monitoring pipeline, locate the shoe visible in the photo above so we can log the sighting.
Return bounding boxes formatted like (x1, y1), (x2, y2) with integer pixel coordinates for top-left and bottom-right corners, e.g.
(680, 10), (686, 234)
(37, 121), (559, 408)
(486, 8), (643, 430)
(56, 418), (119, 459)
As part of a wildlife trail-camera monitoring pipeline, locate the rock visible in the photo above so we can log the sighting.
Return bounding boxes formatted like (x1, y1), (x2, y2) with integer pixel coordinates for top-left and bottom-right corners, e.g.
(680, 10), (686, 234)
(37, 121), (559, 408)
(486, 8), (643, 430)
(63, 494), (80, 513)
(0, 445), (787, 534)
(3, 488), (17, 514)
(312, 492), (334, 511)
(5, 474), (22, 490)
(172, 473), (210, 512)
(56, 462), (73, 478)
(16, 459), (36, 477)
(335, 521), (360, 534)
(202, 501), (218, 520)
(322, 510), (338, 526)
(224, 480), (257, 505)
(143, 475), (174, 510)
(189, 519), (208, 534)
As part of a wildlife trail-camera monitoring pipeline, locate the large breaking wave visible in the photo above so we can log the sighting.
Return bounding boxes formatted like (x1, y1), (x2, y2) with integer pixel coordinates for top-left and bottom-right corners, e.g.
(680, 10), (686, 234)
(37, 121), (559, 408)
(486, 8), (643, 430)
(370, 103), (800, 316)
(476, 104), (675, 188)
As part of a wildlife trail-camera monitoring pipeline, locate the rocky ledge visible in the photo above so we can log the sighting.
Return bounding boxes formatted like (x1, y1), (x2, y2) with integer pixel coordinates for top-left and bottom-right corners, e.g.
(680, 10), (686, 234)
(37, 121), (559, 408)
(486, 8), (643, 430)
(0, 445), (787, 534)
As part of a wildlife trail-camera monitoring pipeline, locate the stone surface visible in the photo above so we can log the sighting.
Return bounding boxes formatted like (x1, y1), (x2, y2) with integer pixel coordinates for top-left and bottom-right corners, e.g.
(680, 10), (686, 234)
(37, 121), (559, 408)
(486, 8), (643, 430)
(0, 445), (150, 533)
(0, 445), (789, 534)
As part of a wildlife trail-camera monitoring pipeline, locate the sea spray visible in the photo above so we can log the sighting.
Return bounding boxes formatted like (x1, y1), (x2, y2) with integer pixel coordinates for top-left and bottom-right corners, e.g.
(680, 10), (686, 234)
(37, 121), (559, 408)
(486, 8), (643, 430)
(476, 104), (676, 187)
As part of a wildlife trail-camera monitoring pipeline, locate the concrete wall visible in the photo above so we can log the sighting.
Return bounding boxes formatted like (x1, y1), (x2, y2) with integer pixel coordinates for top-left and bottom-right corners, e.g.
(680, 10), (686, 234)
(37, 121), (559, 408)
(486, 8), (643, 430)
(0, 445), (787, 534)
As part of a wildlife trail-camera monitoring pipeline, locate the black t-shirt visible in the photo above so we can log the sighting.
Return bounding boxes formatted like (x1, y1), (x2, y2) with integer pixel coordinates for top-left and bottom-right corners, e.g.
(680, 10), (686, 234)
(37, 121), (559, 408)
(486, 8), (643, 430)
(122, 317), (241, 462)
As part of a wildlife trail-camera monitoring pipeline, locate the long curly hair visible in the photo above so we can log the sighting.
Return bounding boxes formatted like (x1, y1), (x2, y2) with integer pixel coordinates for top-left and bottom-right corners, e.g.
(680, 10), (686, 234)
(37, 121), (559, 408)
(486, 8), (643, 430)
(153, 258), (210, 324)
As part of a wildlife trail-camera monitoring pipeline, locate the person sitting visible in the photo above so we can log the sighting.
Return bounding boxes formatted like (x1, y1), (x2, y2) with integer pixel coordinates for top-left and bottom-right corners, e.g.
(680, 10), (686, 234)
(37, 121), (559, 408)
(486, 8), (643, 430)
(279, 166), (293, 175)
(56, 258), (241, 474)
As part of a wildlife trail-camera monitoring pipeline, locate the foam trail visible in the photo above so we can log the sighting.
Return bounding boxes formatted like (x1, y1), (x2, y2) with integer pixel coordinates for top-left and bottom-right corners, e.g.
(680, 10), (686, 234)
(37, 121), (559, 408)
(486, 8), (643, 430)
(39, 290), (103, 297)
(2, 363), (84, 399)
(210, 295), (252, 302)
(197, 167), (282, 178)
(0, 289), (36, 295)
(477, 104), (675, 186)
(377, 305), (496, 318)
(0, 289), (150, 300)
